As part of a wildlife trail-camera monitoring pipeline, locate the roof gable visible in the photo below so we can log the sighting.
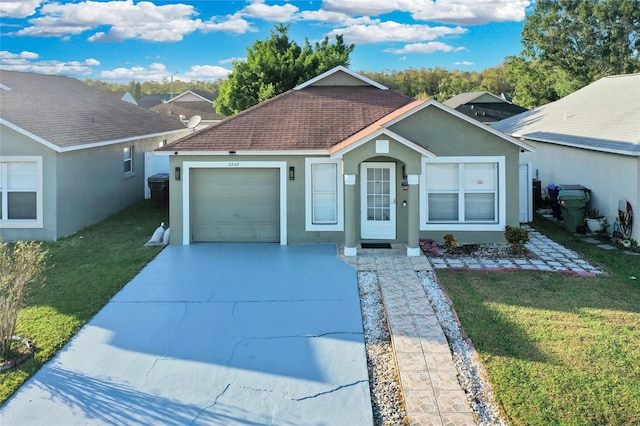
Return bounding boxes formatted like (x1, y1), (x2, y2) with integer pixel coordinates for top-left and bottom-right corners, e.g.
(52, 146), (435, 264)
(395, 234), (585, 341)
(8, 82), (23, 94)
(0, 71), (185, 152)
(493, 73), (640, 156)
(444, 91), (513, 108)
(329, 98), (533, 155)
(294, 66), (388, 90)
(167, 90), (215, 103)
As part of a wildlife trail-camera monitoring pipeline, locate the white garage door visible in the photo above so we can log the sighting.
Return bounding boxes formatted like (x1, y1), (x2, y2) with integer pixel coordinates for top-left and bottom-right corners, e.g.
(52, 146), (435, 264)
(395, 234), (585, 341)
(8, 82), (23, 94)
(191, 168), (280, 242)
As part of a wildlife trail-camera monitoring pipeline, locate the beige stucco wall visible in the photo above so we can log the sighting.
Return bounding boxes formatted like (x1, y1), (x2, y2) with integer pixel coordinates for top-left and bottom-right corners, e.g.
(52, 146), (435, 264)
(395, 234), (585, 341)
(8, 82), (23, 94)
(55, 133), (187, 239)
(1, 124), (188, 241)
(168, 154), (344, 245)
(389, 105), (523, 243)
(521, 142), (639, 242)
(0, 124), (58, 241)
(168, 105), (524, 246)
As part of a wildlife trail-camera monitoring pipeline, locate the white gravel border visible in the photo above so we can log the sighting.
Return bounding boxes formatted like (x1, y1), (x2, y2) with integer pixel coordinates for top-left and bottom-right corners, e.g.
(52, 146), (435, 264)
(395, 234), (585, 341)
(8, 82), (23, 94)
(358, 271), (410, 426)
(418, 270), (508, 426)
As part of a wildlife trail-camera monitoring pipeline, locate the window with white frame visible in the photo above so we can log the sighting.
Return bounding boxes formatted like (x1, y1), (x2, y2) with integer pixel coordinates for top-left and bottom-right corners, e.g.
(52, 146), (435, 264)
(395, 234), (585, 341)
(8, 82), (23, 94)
(425, 161), (499, 224)
(0, 157), (43, 227)
(305, 159), (343, 231)
(124, 146), (134, 174)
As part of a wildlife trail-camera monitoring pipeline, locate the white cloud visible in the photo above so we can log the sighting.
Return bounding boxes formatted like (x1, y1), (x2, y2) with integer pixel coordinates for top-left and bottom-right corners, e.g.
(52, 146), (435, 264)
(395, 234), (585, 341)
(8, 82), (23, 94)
(184, 65), (231, 81)
(411, 0), (530, 25)
(219, 57), (246, 65)
(454, 60), (474, 66)
(200, 13), (254, 34)
(239, 0), (299, 22)
(385, 42), (465, 54)
(321, 0), (402, 16)
(321, 0), (530, 25)
(297, 9), (377, 26)
(0, 50), (40, 60)
(0, 0), (42, 18)
(327, 21), (467, 45)
(0, 50), (100, 77)
(13, 0), (251, 42)
(98, 62), (169, 82)
(95, 62), (230, 82)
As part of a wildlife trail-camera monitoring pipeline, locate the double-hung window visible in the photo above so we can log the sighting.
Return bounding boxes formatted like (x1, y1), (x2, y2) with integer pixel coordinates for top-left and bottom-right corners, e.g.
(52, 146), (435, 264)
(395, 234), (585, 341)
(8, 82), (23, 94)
(305, 159), (343, 231)
(0, 157), (43, 228)
(421, 157), (504, 230)
(124, 146), (134, 174)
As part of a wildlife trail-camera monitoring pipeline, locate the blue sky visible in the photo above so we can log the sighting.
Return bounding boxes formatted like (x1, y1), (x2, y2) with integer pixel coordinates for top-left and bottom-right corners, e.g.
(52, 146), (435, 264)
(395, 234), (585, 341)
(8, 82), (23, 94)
(0, 0), (532, 83)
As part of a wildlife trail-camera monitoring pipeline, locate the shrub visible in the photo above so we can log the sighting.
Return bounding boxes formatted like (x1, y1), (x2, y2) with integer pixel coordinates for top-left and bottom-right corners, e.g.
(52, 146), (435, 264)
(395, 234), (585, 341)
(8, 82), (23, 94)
(443, 233), (458, 249)
(505, 225), (530, 255)
(0, 241), (47, 358)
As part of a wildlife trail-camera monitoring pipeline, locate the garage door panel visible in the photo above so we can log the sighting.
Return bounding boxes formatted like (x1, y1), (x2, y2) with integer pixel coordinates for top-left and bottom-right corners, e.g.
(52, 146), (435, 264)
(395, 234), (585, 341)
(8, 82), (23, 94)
(191, 168), (280, 242)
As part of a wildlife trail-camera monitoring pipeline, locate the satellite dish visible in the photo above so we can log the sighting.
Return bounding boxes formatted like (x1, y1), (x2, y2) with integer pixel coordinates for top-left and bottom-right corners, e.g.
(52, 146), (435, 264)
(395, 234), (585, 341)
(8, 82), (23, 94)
(186, 115), (202, 131)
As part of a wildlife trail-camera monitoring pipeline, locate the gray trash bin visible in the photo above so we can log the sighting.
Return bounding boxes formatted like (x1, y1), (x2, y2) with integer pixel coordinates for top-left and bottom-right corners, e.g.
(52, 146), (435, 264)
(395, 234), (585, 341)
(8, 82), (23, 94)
(558, 187), (590, 232)
(147, 173), (169, 208)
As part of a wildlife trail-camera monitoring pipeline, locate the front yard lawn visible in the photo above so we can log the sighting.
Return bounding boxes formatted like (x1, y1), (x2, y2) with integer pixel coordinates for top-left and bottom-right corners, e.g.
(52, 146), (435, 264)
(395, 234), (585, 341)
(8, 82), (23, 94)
(0, 201), (167, 403)
(438, 216), (640, 425)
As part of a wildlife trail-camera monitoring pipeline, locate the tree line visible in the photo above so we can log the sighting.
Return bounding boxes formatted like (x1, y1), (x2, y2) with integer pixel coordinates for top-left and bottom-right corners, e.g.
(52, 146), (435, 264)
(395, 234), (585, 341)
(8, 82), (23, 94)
(84, 78), (221, 100)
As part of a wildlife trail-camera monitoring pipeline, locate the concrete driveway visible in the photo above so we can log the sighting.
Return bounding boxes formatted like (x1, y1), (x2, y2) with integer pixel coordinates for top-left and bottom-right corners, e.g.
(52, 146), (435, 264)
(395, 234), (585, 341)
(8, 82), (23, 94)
(0, 244), (372, 425)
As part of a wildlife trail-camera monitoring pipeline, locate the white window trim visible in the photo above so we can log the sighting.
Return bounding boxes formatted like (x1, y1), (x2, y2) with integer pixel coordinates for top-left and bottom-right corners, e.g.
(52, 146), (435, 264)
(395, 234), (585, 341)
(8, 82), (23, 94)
(124, 146), (134, 175)
(420, 156), (506, 231)
(181, 161), (287, 245)
(305, 158), (344, 231)
(0, 156), (44, 229)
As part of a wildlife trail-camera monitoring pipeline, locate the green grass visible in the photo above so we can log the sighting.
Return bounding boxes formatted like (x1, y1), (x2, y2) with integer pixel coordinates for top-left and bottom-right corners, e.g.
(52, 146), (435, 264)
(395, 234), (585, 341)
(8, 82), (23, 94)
(437, 216), (640, 425)
(0, 200), (168, 403)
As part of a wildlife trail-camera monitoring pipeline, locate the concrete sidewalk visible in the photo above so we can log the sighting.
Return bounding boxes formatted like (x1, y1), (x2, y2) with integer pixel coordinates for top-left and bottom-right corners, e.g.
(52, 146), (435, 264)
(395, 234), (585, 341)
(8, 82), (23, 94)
(0, 244), (372, 426)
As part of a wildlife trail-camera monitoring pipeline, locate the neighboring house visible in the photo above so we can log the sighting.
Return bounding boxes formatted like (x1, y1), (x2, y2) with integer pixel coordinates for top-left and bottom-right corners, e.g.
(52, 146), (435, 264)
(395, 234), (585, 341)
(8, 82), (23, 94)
(493, 73), (640, 242)
(151, 90), (223, 130)
(0, 70), (191, 242)
(137, 94), (172, 109)
(157, 66), (533, 256)
(108, 91), (138, 106)
(444, 91), (528, 124)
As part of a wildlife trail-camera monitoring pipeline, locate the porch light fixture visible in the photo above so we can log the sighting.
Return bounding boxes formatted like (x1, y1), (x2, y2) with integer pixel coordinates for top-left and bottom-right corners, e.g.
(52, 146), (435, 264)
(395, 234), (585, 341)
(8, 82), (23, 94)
(289, 166), (295, 181)
(175, 166), (181, 181)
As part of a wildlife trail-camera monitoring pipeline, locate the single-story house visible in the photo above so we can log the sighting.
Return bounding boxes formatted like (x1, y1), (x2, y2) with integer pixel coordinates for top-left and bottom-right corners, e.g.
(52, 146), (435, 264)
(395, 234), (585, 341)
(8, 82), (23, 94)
(151, 90), (223, 130)
(493, 73), (639, 242)
(157, 66), (534, 256)
(0, 70), (190, 242)
(444, 91), (528, 124)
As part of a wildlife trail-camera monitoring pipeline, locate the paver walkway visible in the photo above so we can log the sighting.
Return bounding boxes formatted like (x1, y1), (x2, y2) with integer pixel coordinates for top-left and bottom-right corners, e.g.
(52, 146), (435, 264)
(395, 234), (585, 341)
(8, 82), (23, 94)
(340, 246), (475, 426)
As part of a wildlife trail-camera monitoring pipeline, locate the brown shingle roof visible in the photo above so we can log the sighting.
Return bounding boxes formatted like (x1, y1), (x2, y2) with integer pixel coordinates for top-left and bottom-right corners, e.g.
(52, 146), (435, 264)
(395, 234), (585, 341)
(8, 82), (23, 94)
(1, 70), (185, 150)
(159, 85), (413, 152)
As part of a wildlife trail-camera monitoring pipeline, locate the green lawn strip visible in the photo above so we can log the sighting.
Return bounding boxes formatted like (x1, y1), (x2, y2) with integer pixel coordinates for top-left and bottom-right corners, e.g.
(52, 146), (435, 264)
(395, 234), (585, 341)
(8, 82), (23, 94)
(437, 217), (640, 425)
(0, 201), (168, 403)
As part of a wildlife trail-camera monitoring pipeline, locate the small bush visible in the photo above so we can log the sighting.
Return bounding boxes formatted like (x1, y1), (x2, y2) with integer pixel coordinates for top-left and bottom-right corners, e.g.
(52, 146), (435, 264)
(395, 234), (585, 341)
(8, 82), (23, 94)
(505, 226), (530, 255)
(0, 241), (47, 358)
(443, 233), (458, 249)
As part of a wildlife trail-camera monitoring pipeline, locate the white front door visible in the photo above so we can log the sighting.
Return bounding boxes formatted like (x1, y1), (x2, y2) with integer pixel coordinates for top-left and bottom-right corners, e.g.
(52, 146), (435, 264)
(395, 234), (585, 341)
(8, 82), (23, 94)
(361, 162), (396, 240)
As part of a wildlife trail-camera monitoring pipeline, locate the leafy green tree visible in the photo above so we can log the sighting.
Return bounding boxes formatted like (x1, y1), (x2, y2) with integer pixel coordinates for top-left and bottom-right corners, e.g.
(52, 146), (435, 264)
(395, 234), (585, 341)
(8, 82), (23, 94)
(509, 0), (640, 106)
(214, 24), (354, 116)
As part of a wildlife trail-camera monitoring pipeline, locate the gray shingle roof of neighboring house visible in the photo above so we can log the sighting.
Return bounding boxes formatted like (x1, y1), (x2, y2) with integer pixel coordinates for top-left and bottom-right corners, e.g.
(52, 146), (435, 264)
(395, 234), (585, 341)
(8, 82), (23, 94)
(0, 70), (186, 151)
(159, 85), (414, 152)
(137, 94), (172, 109)
(444, 91), (528, 123)
(493, 74), (640, 156)
(151, 100), (224, 122)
